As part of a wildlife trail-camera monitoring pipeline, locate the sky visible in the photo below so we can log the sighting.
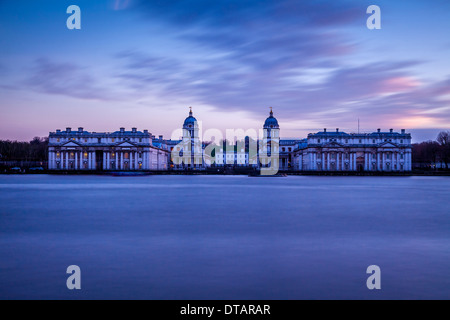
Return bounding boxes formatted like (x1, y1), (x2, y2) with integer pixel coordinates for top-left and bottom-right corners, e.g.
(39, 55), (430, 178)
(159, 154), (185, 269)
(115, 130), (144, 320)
(0, 0), (449, 142)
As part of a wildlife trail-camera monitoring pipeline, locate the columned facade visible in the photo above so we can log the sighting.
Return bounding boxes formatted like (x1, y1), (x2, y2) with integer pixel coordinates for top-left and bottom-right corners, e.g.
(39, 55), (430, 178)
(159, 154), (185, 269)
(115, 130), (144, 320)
(292, 128), (412, 172)
(48, 127), (169, 171)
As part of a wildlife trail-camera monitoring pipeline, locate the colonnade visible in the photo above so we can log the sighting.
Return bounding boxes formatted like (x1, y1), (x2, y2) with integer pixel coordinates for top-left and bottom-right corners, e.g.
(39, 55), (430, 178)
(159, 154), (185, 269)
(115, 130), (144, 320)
(294, 150), (412, 171)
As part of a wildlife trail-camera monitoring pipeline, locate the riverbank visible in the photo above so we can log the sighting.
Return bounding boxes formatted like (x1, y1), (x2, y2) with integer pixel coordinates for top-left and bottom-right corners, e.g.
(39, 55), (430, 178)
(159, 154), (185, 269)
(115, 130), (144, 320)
(2, 169), (450, 176)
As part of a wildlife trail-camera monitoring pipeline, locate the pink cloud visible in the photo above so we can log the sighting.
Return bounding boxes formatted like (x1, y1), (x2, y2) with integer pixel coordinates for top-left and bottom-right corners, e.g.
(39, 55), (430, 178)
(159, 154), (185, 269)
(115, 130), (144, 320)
(379, 77), (422, 94)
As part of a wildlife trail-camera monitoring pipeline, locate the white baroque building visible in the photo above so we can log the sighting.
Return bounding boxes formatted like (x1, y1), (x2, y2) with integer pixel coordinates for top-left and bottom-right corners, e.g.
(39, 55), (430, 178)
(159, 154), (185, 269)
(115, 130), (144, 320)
(190, 109), (412, 172)
(48, 127), (169, 171)
(292, 128), (412, 172)
(47, 110), (412, 173)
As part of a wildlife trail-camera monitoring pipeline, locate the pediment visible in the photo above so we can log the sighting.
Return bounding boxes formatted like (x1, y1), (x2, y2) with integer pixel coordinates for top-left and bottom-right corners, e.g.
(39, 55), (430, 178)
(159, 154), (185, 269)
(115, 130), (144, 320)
(323, 141), (344, 148)
(116, 141), (136, 147)
(62, 141), (81, 147)
(379, 142), (398, 148)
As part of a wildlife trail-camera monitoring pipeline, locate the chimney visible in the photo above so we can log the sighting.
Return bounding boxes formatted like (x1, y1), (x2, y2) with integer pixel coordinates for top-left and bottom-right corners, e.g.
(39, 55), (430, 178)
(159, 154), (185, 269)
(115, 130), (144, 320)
(390, 128), (393, 133)
(401, 129), (405, 134)
(120, 127), (125, 133)
(144, 130), (149, 134)
(132, 127), (137, 133)
(324, 128), (327, 133)
(377, 128), (381, 133)
(336, 128), (339, 133)
(159, 135), (163, 140)
(56, 129), (61, 133)
(66, 127), (71, 133)
(78, 127), (83, 133)
(151, 135), (156, 139)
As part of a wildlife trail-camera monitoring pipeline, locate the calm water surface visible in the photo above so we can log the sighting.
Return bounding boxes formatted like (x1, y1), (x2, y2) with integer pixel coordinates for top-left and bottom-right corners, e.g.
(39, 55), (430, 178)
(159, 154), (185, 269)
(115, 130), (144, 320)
(0, 175), (449, 299)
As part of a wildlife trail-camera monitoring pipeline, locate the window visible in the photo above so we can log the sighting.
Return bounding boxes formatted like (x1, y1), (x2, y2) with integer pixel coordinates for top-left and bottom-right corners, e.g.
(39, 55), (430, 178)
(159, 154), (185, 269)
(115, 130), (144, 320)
(400, 140), (403, 143)
(345, 139), (348, 143)
(57, 138), (60, 142)
(282, 148), (285, 152)
(84, 139), (87, 142)
(318, 139), (321, 143)
(359, 139), (362, 143)
(98, 138), (101, 143)
(112, 138), (115, 142)
(139, 138), (142, 142)
(400, 154), (404, 159)
(373, 139), (376, 143)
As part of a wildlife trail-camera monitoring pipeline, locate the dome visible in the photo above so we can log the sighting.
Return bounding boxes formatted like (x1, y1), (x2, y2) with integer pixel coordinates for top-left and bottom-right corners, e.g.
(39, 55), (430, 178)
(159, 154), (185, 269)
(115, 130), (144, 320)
(263, 109), (279, 128)
(183, 115), (197, 126)
(183, 107), (198, 128)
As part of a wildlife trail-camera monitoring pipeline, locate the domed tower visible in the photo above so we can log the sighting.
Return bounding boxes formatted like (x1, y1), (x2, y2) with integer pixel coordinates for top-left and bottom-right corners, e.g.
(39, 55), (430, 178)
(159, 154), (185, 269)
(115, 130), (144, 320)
(263, 107), (280, 140)
(260, 107), (280, 170)
(183, 106), (198, 136)
(181, 107), (202, 168)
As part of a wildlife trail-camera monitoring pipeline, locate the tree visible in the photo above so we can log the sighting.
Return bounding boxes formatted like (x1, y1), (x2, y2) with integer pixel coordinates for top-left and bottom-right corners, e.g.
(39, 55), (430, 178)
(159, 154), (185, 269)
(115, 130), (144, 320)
(412, 141), (440, 169)
(437, 131), (450, 169)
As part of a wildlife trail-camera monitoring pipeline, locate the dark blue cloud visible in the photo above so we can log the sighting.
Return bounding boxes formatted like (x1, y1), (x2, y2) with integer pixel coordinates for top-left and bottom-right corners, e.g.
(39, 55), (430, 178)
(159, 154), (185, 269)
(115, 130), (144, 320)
(24, 58), (115, 101)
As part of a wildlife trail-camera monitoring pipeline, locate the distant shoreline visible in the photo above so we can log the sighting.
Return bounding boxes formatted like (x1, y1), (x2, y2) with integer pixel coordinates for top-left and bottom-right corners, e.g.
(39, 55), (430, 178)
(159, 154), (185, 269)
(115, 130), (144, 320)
(1, 170), (450, 176)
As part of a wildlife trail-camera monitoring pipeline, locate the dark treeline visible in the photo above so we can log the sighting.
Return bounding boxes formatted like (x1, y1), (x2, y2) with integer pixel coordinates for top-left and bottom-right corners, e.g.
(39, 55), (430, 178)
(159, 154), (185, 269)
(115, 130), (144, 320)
(0, 137), (48, 161)
(412, 131), (450, 169)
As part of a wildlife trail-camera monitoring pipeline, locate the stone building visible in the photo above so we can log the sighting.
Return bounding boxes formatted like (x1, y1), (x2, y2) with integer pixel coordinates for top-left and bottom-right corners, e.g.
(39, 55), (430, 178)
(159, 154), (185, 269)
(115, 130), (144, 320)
(292, 128), (412, 172)
(48, 127), (169, 171)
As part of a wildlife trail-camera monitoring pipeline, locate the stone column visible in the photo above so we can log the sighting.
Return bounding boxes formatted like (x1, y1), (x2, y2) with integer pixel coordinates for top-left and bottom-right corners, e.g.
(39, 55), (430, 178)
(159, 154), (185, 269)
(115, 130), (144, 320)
(407, 152), (412, 171)
(364, 153), (367, 171)
(135, 152), (138, 170)
(50, 152), (54, 170)
(308, 152), (312, 170)
(65, 152), (69, 170)
(375, 153), (378, 171)
(75, 152), (78, 170)
(353, 153), (356, 171)
(48, 152), (52, 170)
(336, 152), (341, 171)
(88, 152), (91, 170)
(321, 153), (325, 171)
(120, 152), (124, 170)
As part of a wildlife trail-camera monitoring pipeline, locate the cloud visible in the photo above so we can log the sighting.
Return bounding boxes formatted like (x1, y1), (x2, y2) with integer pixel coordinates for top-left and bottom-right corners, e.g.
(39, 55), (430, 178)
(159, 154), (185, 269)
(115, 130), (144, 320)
(23, 58), (116, 101)
(114, 46), (450, 130)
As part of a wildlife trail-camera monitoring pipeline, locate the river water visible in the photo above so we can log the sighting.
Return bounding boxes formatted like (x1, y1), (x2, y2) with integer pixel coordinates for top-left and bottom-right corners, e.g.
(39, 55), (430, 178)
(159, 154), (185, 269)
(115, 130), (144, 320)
(0, 174), (449, 299)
